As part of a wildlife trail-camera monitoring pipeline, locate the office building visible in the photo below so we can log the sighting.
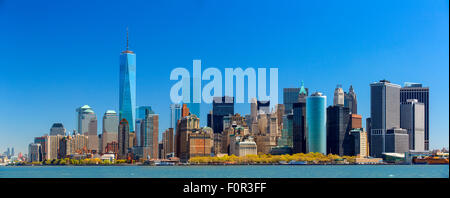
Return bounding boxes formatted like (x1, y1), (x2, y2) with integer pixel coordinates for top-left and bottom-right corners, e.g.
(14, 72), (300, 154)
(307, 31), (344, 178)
(283, 81), (308, 114)
(101, 110), (118, 153)
(28, 143), (42, 162)
(211, 96), (234, 134)
(119, 29), (137, 132)
(188, 127), (213, 159)
(175, 114), (200, 162)
(257, 100), (270, 114)
(400, 83), (429, 150)
(140, 110), (159, 159)
(278, 114), (293, 148)
(50, 123), (66, 136)
(333, 85), (345, 106)
(350, 114), (362, 129)
(385, 128), (409, 153)
(400, 99), (425, 151)
(349, 128), (369, 158)
(344, 85), (358, 114)
(118, 119), (130, 159)
(162, 128), (174, 159)
(292, 101), (307, 154)
(306, 92), (327, 154)
(326, 105), (351, 156)
(76, 105), (96, 135)
(170, 104), (182, 134)
(370, 80), (401, 157)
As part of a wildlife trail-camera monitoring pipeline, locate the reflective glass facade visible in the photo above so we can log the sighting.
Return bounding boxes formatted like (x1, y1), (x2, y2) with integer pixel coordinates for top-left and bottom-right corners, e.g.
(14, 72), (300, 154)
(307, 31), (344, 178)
(306, 93), (326, 154)
(119, 51), (136, 132)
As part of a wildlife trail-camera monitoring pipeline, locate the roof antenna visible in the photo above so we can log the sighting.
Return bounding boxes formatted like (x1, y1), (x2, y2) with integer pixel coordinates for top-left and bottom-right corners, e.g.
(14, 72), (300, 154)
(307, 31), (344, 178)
(126, 27), (129, 51)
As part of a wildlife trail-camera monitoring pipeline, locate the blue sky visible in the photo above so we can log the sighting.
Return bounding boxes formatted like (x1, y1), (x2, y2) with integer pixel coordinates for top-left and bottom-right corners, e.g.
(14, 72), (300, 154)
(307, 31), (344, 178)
(0, 0), (448, 154)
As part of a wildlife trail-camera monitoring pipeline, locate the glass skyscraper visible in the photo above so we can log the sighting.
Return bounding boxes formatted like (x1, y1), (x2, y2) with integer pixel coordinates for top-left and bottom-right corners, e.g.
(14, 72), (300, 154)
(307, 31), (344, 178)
(119, 29), (136, 132)
(170, 104), (181, 133)
(306, 92), (327, 154)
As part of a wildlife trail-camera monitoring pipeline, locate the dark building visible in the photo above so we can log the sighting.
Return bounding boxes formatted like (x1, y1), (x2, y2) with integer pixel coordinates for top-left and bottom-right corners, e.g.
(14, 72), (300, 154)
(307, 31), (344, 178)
(400, 83), (429, 150)
(344, 85), (358, 114)
(370, 80), (401, 158)
(292, 102), (307, 154)
(326, 105), (351, 156)
(385, 128), (409, 153)
(118, 119), (130, 159)
(257, 100), (270, 114)
(283, 81), (309, 114)
(211, 96), (234, 134)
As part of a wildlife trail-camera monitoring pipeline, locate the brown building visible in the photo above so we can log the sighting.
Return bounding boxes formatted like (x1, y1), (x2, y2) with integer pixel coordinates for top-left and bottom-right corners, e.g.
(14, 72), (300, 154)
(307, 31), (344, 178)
(140, 113), (159, 159)
(176, 114), (200, 162)
(189, 127), (213, 159)
(182, 103), (190, 117)
(105, 141), (119, 154)
(350, 114), (362, 129)
(162, 128), (174, 159)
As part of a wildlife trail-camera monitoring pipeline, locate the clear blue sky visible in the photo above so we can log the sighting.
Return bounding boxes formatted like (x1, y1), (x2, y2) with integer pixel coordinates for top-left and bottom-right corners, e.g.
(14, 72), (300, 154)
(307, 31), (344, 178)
(0, 0), (448, 154)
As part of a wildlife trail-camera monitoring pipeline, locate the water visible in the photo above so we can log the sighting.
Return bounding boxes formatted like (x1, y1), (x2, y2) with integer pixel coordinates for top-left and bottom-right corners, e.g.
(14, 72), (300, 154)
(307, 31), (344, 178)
(0, 165), (448, 178)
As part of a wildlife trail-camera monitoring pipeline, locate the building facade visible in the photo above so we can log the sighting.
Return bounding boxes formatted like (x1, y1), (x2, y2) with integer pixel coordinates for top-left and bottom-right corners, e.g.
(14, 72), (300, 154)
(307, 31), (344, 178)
(326, 105), (351, 156)
(119, 30), (137, 132)
(370, 80), (401, 157)
(50, 123), (66, 136)
(306, 92), (327, 154)
(118, 119), (130, 159)
(400, 99), (425, 151)
(400, 83), (429, 150)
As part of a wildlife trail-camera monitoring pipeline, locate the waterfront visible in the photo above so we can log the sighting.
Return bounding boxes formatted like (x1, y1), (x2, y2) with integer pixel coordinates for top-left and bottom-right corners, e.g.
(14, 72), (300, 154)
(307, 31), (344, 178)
(0, 165), (448, 178)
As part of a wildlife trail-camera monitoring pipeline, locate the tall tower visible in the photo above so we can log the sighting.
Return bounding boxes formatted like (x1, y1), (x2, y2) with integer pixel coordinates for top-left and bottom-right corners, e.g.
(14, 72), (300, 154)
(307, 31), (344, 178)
(370, 80), (401, 157)
(306, 92), (327, 154)
(344, 85), (358, 114)
(400, 82), (429, 150)
(333, 85), (345, 106)
(119, 28), (137, 132)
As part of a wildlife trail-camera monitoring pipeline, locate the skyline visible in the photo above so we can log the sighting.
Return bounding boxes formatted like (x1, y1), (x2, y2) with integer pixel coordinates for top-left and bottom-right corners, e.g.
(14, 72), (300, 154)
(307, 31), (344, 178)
(0, 0), (448, 154)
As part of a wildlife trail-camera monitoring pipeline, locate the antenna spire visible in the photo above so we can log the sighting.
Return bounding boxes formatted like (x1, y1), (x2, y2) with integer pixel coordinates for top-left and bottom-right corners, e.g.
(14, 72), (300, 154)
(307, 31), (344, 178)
(126, 27), (129, 51)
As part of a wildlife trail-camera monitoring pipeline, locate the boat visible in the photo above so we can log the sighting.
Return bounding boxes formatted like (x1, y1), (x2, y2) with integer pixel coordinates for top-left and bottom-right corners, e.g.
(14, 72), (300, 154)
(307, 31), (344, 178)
(288, 160), (307, 165)
(413, 156), (449, 165)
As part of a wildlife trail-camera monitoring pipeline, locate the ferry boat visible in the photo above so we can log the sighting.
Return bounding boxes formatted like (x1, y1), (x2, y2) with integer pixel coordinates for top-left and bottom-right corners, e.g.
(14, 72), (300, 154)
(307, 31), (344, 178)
(288, 160), (307, 165)
(413, 156), (449, 165)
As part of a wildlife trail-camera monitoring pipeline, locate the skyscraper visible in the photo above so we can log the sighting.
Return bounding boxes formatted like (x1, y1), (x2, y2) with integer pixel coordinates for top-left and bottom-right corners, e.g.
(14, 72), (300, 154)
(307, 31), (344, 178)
(50, 123), (66, 136)
(292, 102), (307, 153)
(400, 82), (429, 150)
(306, 92), (327, 154)
(344, 85), (358, 114)
(118, 119), (130, 160)
(370, 80), (401, 157)
(326, 105), (351, 156)
(119, 28), (136, 132)
(400, 99), (425, 151)
(211, 96), (234, 134)
(76, 105), (96, 135)
(141, 109), (159, 159)
(257, 100), (270, 114)
(135, 106), (154, 145)
(333, 85), (345, 106)
(102, 110), (118, 153)
(283, 81), (309, 115)
(170, 104), (182, 134)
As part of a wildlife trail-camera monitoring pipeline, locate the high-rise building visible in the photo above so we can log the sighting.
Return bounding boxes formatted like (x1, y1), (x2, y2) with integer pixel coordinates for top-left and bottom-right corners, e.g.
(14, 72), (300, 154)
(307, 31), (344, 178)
(250, 98), (258, 123)
(349, 128), (369, 158)
(140, 110), (159, 159)
(135, 106), (154, 146)
(400, 83), (429, 150)
(34, 136), (47, 159)
(76, 105), (96, 135)
(119, 29), (137, 132)
(326, 105), (351, 156)
(283, 81), (308, 114)
(306, 92), (327, 154)
(188, 127), (213, 159)
(350, 114), (362, 129)
(344, 85), (358, 114)
(385, 128), (409, 153)
(101, 110), (118, 153)
(118, 119), (130, 159)
(333, 85), (345, 106)
(28, 143), (42, 162)
(257, 100), (270, 114)
(278, 114), (293, 148)
(211, 96), (234, 134)
(181, 103), (190, 117)
(162, 128), (174, 159)
(170, 104), (182, 134)
(176, 114), (200, 162)
(370, 80), (401, 157)
(45, 135), (64, 160)
(400, 99), (425, 151)
(292, 102), (307, 153)
(50, 123), (66, 136)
